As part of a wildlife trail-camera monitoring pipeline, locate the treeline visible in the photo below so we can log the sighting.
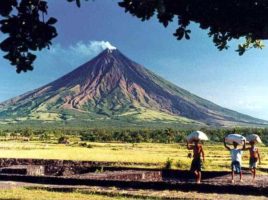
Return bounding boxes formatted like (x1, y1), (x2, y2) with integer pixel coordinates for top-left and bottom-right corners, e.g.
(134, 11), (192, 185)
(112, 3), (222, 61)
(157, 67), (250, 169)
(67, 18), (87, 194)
(0, 127), (267, 145)
(79, 128), (268, 145)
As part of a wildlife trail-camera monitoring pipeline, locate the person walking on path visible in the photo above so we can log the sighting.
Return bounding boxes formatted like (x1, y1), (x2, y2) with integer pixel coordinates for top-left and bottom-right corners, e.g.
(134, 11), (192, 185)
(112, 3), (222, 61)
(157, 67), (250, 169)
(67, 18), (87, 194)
(224, 137), (246, 183)
(186, 140), (205, 184)
(243, 141), (261, 182)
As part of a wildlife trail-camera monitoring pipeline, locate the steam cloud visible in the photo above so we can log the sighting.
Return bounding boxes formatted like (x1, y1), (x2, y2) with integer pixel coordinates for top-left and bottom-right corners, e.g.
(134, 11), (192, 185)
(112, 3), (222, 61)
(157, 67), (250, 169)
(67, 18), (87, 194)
(39, 40), (117, 66)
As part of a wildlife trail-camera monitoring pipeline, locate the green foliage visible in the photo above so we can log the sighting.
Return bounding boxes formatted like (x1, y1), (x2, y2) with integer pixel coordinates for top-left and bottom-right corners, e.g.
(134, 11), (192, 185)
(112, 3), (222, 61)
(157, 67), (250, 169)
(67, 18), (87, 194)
(164, 157), (173, 169)
(236, 36), (265, 55)
(78, 127), (268, 145)
(67, 0), (89, 8)
(0, 0), (97, 72)
(58, 136), (69, 144)
(175, 159), (188, 169)
(21, 128), (33, 138)
(0, 0), (57, 72)
(80, 129), (187, 143)
(79, 142), (87, 147)
(119, 0), (268, 55)
(39, 132), (51, 141)
(95, 166), (104, 173)
(0, 127), (268, 145)
(0, 0), (267, 73)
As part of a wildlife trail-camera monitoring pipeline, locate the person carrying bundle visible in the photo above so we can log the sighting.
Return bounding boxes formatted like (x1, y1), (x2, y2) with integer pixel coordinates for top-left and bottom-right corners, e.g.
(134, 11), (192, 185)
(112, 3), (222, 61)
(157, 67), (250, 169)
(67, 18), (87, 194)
(186, 131), (207, 184)
(224, 134), (246, 183)
(244, 134), (262, 182)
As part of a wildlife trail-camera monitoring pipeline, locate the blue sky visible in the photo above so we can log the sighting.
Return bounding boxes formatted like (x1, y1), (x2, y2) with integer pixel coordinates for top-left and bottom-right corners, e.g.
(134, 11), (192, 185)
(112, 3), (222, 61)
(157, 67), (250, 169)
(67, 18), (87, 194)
(0, 0), (268, 120)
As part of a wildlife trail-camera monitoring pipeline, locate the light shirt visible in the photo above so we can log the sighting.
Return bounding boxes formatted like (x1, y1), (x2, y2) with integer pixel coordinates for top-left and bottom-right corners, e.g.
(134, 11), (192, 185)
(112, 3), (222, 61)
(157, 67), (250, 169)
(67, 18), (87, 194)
(231, 149), (242, 163)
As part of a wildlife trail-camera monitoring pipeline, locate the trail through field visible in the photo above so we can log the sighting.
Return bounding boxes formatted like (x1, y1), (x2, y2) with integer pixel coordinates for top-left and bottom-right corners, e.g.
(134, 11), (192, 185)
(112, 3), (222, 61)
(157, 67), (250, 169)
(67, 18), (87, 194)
(200, 173), (267, 186)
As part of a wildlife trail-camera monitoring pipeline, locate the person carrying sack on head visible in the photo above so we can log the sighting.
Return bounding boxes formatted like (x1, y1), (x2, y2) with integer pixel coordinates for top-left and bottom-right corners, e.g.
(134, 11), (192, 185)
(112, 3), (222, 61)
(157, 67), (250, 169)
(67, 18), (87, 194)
(186, 139), (205, 184)
(224, 137), (246, 183)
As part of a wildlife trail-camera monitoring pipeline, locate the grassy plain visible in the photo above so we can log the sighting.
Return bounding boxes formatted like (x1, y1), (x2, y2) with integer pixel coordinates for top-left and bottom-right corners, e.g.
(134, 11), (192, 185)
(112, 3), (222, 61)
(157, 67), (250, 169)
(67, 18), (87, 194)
(0, 188), (135, 200)
(0, 186), (268, 200)
(0, 141), (267, 171)
(0, 141), (267, 199)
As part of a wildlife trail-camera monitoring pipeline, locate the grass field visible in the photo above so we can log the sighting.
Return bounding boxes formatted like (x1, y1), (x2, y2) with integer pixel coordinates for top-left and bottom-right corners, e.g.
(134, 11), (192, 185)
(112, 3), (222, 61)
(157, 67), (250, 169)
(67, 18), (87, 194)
(0, 186), (268, 200)
(0, 140), (266, 199)
(0, 141), (267, 171)
(0, 188), (134, 200)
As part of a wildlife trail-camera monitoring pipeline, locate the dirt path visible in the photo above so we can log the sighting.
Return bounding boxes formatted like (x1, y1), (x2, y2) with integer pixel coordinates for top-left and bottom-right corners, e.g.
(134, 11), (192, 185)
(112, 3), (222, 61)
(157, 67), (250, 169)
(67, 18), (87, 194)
(201, 173), (267, 186)
(165, 173), (268, 186)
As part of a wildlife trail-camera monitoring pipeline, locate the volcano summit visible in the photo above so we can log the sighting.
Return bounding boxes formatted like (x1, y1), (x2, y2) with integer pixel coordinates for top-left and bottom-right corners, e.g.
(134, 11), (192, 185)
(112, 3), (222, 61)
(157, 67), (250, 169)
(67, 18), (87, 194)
(0, 49), (266, 128)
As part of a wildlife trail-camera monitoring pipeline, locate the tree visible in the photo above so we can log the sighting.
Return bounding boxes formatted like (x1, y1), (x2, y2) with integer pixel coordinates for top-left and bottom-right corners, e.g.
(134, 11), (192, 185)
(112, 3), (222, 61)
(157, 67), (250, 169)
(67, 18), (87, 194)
(0, 0), (58, 73)
(119, 0), (266, 55)
(39, 131), (51, 141)
(58, 135), (69, 144)
(0, 0), (267, 73)
(21, 127), (33, 138)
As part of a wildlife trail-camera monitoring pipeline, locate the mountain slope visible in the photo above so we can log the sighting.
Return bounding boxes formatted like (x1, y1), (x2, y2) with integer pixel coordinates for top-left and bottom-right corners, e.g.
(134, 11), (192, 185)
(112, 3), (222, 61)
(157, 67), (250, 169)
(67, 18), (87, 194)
(0, 48), (266, 127)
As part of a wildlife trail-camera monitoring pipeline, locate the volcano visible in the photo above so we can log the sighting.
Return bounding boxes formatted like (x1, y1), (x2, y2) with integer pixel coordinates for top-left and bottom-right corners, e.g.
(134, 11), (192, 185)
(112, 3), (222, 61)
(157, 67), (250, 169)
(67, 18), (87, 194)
(0, 48), (266, 127)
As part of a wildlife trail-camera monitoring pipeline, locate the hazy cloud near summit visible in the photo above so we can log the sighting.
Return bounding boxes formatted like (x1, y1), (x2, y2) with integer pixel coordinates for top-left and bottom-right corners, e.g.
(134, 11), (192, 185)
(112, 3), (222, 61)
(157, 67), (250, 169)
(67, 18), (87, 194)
(35, 40), (116, 76)
(46, 40), (116, 65)
(69, 41), (116, 57)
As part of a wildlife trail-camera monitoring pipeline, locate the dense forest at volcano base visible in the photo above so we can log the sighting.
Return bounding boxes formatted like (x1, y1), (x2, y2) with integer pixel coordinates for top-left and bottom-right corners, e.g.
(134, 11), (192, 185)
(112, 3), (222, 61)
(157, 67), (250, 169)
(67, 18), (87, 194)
(0, 125), (268, 145)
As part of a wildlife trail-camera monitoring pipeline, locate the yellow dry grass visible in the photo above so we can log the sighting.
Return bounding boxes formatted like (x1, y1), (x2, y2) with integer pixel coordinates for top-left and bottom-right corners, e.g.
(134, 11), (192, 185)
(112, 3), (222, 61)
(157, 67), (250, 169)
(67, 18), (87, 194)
(0, 141), (267, 171)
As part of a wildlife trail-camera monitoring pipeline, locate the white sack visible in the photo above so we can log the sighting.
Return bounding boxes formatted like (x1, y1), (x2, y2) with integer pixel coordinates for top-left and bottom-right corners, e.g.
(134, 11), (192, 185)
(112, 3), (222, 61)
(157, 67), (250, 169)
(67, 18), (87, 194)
(246, 134), (262, 143)
(225, 133), (246, 144)
(187, 131), (209, 142)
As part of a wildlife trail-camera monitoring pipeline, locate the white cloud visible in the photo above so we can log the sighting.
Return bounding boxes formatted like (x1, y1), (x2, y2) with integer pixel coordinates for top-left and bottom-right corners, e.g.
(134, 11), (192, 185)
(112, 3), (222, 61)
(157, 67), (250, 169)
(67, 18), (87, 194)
(68, 41), (116, 57)
(48, 40), (116, 63)
(34, 40), (117, 76)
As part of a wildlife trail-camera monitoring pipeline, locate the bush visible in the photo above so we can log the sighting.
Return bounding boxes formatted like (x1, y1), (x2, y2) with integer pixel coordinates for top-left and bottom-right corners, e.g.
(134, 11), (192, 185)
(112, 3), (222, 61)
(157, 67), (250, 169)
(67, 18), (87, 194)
(175, 159), (189, 169)
(79, 142), (87, 147)
(164, 157), (173, 169)
(58, 136), (69, 144)
(95, 166), (104, 173)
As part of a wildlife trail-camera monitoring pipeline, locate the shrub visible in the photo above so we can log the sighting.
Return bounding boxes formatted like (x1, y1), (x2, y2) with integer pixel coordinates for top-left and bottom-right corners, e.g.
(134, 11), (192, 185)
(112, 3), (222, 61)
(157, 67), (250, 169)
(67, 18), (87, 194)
(175, 159), (189, 169)
(95, 166), (104, 173)
(164, 157), (173, 169)
(58, 136), (69, 144)
(79, 142), (87, 147)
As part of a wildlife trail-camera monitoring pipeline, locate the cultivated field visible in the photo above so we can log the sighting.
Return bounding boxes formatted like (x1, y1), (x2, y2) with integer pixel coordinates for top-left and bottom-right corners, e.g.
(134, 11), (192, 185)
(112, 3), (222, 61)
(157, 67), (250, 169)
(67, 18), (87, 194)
(0, 141), (267, 171)
(0, 140), (267, 199)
